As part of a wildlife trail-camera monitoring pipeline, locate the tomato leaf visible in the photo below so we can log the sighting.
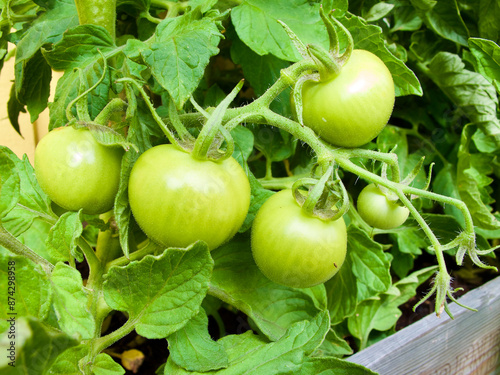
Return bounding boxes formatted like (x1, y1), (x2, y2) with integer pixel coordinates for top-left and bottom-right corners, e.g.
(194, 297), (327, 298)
(92, 353), (126, 375)
(167, 308), (229, 372)
(42, 24), (115, 71)
(210, 235), (327, 341)
(468, 37), (500, 94)
(0, 148), (20, 219)
(45, 211), (84, 263)
(231, 0), (328, 62)
(49, 262), (95, 340)
(426, 51), (500, 149)
(141, 8), (226, 109)
(103, 242), (213, 339)
(0, 318), (77, 374)
(477, 0), (500, 42)
(164, 311), (330, 374)
(0, 252), (51, 321)
(347, 265), (437, 349)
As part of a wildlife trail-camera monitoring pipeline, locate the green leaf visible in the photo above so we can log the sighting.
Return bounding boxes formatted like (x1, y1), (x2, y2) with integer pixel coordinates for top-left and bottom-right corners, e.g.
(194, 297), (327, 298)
(7, 83), (26, 136)
(347, 265), (437, 350)
(231, 0), (328, 62)
(348, 226), (392, 301)
(42, 24), (115, 71)
(341, 13), (423, 97)
(45, 211), (84, 263)
(468, 37), (500, 93)
(325, 251), (357, 325)
(298, 356), (377, 375)
(231, 126), (254, 166)
(426, 51), (500, 148)
(364, 2), (394, 22)
(313, 329), (353, 357)
(167, 308), (229, 372)
(0, 148), (20, 219)
(0, 318), (77, 374)
(478, 0), (500, 43)
(46, 344), (89, 374)
(457, 125), (500, 230)
(14, 49), (52, 123)
(414, 0), (469, 46)
(210, 235), (327, 341)
(103, 242), (213, 338)
(141, 8), (225, 108)
(0, 252), (51, 321)
(92, 353), (126, 375)
(164, 311), (330, 374)
(49, 262), (95, 340)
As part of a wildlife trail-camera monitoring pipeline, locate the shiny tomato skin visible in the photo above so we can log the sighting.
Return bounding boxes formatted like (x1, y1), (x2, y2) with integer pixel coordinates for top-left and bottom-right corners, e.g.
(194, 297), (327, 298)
(128, 144), (251, 250)
(301, 49), (395, 148)
(251, 189), (347, 288)
(357, 184), (410, 230)
(34, 126), (123, 215)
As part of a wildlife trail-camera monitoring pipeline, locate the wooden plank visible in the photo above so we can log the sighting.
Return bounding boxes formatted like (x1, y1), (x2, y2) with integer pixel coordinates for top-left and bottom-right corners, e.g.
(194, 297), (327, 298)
(348, 276), (500, 375)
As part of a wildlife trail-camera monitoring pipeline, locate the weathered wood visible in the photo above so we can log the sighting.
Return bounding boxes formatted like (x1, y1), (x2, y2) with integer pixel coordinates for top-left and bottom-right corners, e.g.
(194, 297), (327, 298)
(348, 276), (500, 375)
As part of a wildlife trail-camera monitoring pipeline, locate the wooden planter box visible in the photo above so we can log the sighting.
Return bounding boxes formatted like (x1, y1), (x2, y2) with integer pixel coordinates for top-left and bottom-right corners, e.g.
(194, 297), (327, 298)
(348, 276), (500, 375)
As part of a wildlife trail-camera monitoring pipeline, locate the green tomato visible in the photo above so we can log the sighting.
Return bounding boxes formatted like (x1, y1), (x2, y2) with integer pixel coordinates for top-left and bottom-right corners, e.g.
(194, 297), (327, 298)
(357, 183), (410, 229)
(128, 144), (251, 250)
(251, 189), (347, 288)
(34, 126), (123, 215)
(301, 49), (395, 148)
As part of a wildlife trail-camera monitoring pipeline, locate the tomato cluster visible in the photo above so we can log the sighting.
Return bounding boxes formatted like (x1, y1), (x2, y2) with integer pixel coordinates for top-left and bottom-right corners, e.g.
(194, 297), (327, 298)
(34, 47), (403, 289)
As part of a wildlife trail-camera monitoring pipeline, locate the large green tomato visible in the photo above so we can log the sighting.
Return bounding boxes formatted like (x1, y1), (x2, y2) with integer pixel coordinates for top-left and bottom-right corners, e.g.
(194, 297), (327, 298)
(301, 49), (395, 148)
(357, 183), (410, 229)
(34, 126), (123, 215)
(128, 144), (251, 250)
(251, 189), (347, 288)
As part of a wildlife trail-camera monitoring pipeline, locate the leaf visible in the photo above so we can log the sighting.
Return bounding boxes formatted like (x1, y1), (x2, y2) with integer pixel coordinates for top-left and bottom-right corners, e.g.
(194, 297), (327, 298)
(348, 226), (392, 301)
(141, 8), (225, 108)
(364, 2), (394, 22)
(7, 83), (26, 136)
(347, 265), (437, 350)
(167, 308), (229, 372)
(457, 125), (500, 230)
(231, 126), (254, 166)
(313, 329), (353, 357)
(341, 13), (423, 97)
(0, 252), (51, 321)
(0, 318), (77, 374)
(210, 235), (327, 341)
(468, 37), (500, 93)
(478, 0), (500, 43)
(164, 311), (330, 374)
(0, 148), (20, 219)
(49, 263), (95, 340)
(42, 24), (115, 71)
(92, 353), (126, 375)
(231, 0), (328, 62)
(103, 242), (213, 338)
(414, 0), (469, 46)
(298, 356), (377, 375)
(47, 344), (89, 374)
(426, 51), (500, 148)
(45, 211), (84, 263)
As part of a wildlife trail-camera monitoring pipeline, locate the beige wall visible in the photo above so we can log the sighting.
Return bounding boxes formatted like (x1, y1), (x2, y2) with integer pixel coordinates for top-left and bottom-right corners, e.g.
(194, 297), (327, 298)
(0, 56), (58, 164)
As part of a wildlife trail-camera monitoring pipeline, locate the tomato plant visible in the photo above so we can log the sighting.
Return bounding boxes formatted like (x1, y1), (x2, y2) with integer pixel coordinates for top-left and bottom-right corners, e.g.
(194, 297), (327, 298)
(357, 183), (410, 230)
(128, 144), (250, 250)
(251, 189), (347, 288)
(301, 49), (395, 148)
(34, 126), (123, 215)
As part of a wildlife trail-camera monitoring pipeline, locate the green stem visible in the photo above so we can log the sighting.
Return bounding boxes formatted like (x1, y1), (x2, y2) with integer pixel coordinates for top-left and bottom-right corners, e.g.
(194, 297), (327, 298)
(258, 175), (307, 190)
(0, 223), (54, 273)
(93, 98), (127, 126)
(91, 319), (135, 356)
(105, 240), (160, 272)
(74, 0), (116, 40)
